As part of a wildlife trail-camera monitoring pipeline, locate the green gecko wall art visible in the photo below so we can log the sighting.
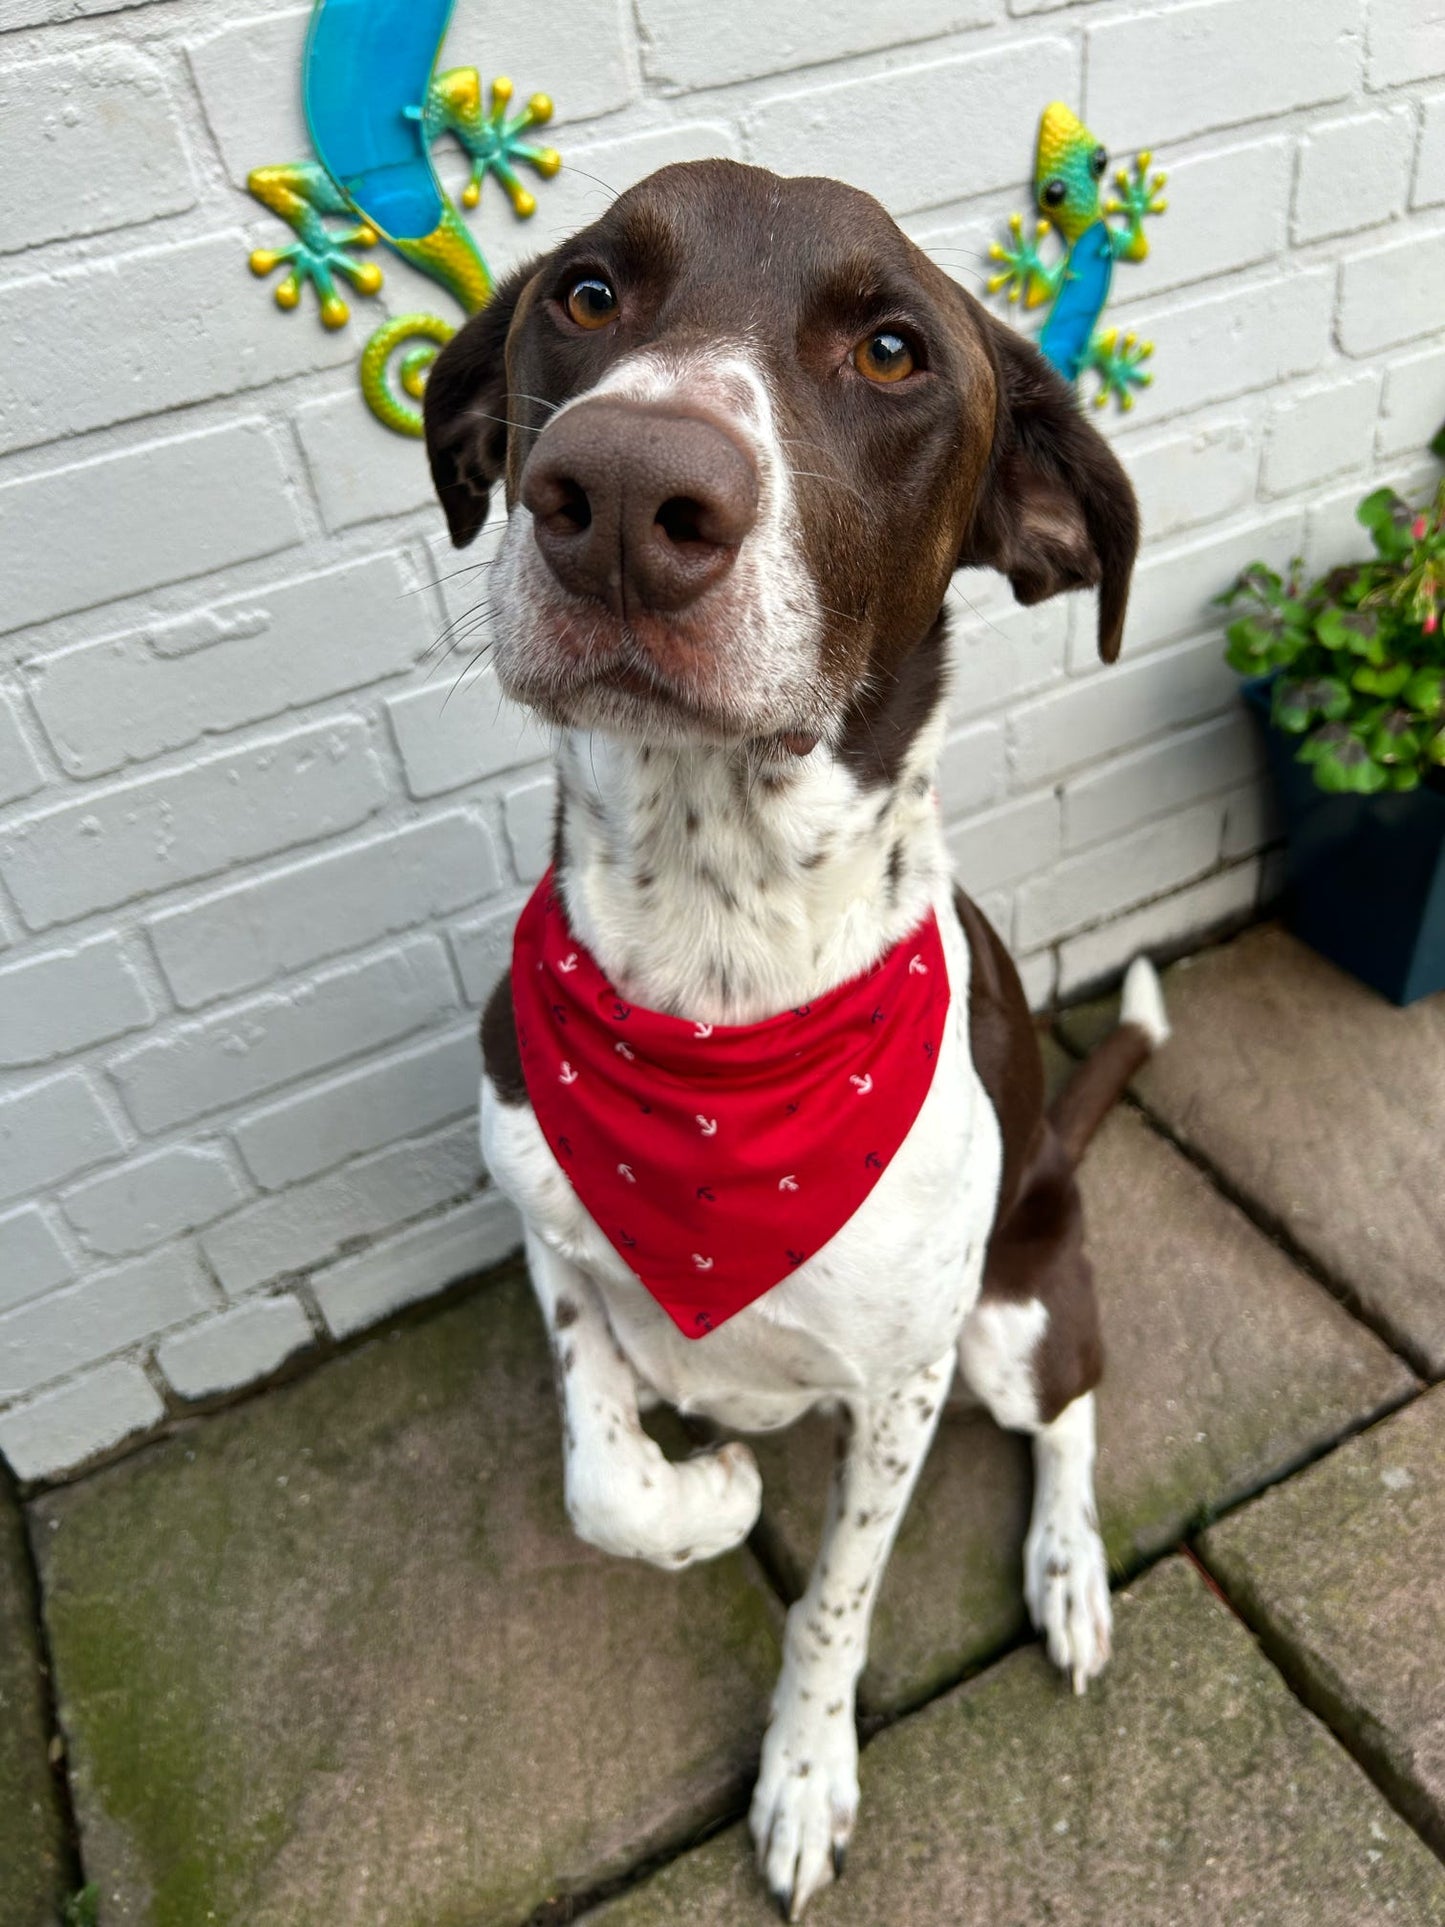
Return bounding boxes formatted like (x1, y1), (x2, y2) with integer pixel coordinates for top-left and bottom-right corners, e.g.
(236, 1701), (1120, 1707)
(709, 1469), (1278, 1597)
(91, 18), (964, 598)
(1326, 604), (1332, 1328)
(987, 102), (1167, 412)
(245, 0), (560, 437)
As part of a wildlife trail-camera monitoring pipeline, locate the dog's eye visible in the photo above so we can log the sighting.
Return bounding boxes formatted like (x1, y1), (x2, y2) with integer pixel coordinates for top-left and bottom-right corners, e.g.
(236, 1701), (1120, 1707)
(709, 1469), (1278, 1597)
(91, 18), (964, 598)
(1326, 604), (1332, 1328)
(565, 277), (619, 329)
(852, 330), (915, 385)
(1042, 178), (1068, 207)
(1089, 146), (1109, 179)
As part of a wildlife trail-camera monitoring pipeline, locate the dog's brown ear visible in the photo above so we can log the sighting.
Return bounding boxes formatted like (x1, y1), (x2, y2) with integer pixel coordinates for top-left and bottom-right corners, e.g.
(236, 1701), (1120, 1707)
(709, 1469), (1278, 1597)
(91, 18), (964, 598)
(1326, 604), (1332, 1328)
(423, 261), (537, 548)
(960, 313), (1139, 663)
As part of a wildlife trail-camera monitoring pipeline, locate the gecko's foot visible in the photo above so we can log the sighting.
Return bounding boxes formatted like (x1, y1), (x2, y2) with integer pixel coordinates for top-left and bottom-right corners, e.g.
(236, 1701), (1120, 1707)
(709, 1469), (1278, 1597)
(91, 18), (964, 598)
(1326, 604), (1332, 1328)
(986, 210), (1059, 310)
(1104, 151), (1168, 261)
(248, 224), (383, 327)
(460, 75), (563, 216)
(1087, 328), (1153, 412)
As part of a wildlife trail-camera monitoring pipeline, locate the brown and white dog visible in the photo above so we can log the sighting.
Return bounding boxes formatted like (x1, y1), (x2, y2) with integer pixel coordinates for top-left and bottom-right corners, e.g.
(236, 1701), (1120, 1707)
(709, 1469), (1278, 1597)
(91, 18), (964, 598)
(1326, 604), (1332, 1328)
(423, 159), (1168, 1921)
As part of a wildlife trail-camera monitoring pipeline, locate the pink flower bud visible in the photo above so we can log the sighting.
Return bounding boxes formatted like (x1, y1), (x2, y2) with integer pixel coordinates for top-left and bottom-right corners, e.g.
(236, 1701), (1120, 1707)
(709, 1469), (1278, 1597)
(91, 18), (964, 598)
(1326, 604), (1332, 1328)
(1425, 609), (1440, 635)
(1414, 515), (1429, 541)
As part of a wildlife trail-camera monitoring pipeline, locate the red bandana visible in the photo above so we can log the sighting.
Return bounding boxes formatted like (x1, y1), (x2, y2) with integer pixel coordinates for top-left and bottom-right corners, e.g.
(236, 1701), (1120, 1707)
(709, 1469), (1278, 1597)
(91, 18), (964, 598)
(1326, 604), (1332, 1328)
(511, 871), (950, 1339)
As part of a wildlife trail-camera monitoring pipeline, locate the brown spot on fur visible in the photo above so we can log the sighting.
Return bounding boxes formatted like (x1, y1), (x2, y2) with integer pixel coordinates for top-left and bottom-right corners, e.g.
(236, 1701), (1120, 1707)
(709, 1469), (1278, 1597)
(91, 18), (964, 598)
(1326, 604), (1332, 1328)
(554, 1297), (580, 1330)
(481, 968), (527, 1108)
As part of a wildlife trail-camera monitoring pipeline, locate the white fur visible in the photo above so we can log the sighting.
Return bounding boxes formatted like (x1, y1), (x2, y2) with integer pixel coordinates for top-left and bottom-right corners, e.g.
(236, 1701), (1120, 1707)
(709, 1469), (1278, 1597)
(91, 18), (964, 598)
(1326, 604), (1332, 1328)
(1121, 954), (1170, 1048)
(957, 1297), (1049, 1432)
(1024, 1392), (1111, 1693)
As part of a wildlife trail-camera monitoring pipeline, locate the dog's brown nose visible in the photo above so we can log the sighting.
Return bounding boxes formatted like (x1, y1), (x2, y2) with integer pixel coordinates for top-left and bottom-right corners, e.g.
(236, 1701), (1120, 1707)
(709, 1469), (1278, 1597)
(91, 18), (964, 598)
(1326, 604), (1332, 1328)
(520, 401), (759, 615)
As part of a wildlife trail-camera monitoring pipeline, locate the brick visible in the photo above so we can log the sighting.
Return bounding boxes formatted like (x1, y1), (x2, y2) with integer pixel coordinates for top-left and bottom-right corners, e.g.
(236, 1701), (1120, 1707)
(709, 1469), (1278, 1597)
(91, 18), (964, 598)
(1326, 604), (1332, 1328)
(1086, 0), (1359, 150)
(1016, 947), (1055, 1011)
(1008, 634), (1239, 788)
(0, 1206), (72, 1316)
(0, 229), (353, 456)
(1294, 108), (1414, 243)
(936, 719), (1005, 818)
(28, 555), (426, 777)
(150, 811), (499, 1009)
(310, 1190), (522, 1338)
(1304, 469), (1438, 572)
(0, 1071), (126, 1208)
(0, 1361), (164, 1485)
(1102, 510), (1305, 667)
(1220, 774), (1281, 858)
(746, 39), (1077, 215)
(638, 0), (996, 89)
(1113, 137), (1291, 303)
(188, 0), (630, 194)
(295, 390), (437, 531)
(0, 693), (46, 807)
(1016, 796), (1225, 948)
(110, 935), (457, 1133)
(0, 44), (194, 255)
(450, 897), (524, 1005)
(946, 791), (1059, 896)
(156, 1295), (313, 1400)
(1118, 417), (1257, 543)
(1415, 91), (1445, 207)
(0, 422), (302, 636)
(1378, 343), (1445, 458)
(504, 774), (557, 882)
(0, 934), (154, 1067)
(1063, 709), (1262, 851)
(945, 591), (1069, 719)
(232, 1024), (479, 1188)
(1340, 227), (1445, 357)
(1056, 856), (1260, 994)
(1368, 0), (1445, 88)
(202, 1118), (480, 1296)
(0, 718), (387, 932)
(0, 1244), (213, 1401)
(60, 1145), (246, 1260)
(388, 672), (552, 797)
(1261, 370), (1382, 497)
(1118, 268), (1335, 421)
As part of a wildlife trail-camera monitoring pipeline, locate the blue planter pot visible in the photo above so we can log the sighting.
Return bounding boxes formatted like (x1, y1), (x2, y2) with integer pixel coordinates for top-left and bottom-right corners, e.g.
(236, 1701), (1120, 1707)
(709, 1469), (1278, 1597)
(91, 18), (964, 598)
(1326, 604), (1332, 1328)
(1243, 678), (1445, 1006)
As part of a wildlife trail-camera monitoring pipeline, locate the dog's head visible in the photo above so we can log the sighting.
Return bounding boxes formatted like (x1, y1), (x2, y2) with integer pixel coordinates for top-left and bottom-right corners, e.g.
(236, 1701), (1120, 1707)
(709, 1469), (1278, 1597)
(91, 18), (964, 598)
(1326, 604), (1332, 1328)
(425, 160), (1137, 758)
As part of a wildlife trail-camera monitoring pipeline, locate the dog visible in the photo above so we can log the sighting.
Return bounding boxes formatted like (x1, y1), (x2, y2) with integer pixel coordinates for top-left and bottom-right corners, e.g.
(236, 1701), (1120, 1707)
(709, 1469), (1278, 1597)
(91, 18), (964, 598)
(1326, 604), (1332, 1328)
(423, 159), (1168, 1921)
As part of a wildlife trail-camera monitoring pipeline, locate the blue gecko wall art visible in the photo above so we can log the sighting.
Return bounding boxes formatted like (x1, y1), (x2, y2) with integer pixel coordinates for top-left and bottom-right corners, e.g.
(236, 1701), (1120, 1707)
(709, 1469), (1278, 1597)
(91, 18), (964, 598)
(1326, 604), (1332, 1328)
(246, 0), (560, 436)
(987, 102), (1167, 412)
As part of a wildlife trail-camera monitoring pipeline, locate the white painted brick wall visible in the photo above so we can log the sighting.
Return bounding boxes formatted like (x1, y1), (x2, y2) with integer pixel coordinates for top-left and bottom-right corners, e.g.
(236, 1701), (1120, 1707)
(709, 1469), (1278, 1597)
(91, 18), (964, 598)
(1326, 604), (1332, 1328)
(2, 0), (1441, 1479)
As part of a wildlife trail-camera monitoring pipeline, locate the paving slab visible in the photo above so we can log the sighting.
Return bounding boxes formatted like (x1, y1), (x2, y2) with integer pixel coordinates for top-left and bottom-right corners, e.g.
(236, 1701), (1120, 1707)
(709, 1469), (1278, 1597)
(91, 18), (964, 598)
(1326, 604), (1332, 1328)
(1203, 1383), (1445, 1856)
(0, 1477), (66, 1927)
(752, 1101), (1413, 1714)
(32, 1267), (781, 1927)
(1058, 923), (1445, 1376)
(591, 1557), (1445, 1926)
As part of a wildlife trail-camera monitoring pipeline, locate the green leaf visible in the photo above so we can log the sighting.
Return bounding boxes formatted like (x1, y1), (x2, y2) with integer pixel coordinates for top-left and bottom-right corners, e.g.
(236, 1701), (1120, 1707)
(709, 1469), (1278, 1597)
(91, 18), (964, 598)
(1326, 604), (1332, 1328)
(1351, 660), (1412, 697)
(1428, 727), (1445, 767)
(1405, 666), (1445, 714)
(1369, 708), (1422, 763)
(1273, 674), (1350, 731)
(1356, 487), (1415, 561)
(1299, 723), (1390, 794)
(1225, 609), (1305, 674)
(1389, 764), (1422, 791)
(1317, 604), (1388, 662)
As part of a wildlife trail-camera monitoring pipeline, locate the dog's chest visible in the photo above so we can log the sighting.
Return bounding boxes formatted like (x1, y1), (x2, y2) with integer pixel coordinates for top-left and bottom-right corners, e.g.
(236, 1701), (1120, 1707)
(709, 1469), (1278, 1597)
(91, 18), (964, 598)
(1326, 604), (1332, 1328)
(482, 887), (1001, 1426)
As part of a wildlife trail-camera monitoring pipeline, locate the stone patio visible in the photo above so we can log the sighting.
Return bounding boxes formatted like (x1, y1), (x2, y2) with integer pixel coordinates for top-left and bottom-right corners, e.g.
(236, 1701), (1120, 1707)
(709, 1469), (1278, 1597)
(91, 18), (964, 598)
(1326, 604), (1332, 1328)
(4, 921), (1444, 1926)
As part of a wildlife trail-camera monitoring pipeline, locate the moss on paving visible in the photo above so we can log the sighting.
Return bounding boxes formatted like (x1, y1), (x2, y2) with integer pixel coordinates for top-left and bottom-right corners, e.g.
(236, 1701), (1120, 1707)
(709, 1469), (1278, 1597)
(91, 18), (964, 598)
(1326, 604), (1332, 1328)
(594, 1559), (1445, 1925)
(33, 1267), (779, 1927)
(0, 1478), (66, 1926)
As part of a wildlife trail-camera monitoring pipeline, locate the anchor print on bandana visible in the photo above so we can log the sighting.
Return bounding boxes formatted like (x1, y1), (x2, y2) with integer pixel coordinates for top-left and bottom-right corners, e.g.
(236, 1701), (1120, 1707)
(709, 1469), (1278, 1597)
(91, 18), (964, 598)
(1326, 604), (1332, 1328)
(511, 870), (951, 1338)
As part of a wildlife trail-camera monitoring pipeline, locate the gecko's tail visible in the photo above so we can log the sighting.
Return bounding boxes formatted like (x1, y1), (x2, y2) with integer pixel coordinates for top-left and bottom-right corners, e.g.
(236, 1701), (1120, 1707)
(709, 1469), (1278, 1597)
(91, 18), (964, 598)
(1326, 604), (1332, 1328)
(360, 314), (456, 437)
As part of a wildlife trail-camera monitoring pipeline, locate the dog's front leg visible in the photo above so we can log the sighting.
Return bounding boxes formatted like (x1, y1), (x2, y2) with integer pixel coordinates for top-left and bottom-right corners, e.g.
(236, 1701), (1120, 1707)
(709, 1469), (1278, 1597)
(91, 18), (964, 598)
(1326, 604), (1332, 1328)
(751, 1349), (955, 1920)
(524, 1227), (763, 1568)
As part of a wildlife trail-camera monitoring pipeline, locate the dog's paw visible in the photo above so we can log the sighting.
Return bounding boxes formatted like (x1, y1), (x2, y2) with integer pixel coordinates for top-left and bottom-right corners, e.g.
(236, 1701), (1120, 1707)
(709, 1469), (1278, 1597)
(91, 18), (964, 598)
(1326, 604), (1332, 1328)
(1024, 1507), (1112, 1693)
(567, 1439), (761, 1570)
(749, 1698), (858, 1921)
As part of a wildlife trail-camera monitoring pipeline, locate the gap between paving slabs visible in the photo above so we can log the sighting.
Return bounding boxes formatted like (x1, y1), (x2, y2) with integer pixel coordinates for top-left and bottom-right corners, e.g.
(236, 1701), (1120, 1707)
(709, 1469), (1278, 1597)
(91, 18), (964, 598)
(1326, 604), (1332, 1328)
(0, 1469), (71, 1927)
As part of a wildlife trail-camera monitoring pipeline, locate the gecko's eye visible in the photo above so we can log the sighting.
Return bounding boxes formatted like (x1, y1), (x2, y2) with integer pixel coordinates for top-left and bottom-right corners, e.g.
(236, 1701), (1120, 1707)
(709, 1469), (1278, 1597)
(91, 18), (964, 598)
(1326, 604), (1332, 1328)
(1089, 146), (1109, 179)
(564, 277), (619, 329)
(1042, 179), (1068, 208)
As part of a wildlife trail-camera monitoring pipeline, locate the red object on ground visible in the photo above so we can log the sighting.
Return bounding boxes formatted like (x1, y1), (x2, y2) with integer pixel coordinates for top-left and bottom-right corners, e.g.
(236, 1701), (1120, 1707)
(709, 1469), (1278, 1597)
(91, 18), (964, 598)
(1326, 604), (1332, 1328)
(511, 870), (952, 1337)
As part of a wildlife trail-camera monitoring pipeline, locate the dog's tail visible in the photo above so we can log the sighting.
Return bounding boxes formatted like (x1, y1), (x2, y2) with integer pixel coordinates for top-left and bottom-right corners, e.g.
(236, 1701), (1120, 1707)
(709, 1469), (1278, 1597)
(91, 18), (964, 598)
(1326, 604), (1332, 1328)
(1048, 957), (1169, 1168)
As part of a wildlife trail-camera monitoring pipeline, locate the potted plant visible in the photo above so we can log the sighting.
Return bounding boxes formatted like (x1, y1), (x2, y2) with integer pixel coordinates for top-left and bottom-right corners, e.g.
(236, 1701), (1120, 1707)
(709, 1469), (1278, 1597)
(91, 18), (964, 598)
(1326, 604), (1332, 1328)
(1220, 472), (1445, 1006)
